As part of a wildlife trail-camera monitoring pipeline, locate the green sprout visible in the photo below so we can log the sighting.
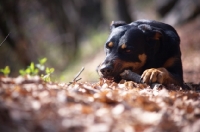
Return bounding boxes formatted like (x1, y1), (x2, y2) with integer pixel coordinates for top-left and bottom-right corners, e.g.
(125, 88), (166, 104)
(36, 57), (47, 71)
(0, 66), (10, 76)
(19, 62), (39, 76)
(19, 58), (55, 82)
(41, 67), (54, 82)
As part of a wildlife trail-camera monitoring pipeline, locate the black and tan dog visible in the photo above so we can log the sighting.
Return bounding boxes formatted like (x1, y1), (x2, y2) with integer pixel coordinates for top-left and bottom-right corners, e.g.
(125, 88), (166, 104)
(97, 19), (183, 86)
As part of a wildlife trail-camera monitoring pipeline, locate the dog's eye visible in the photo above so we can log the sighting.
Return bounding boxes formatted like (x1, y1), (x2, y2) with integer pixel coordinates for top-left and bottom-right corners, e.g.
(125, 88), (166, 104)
(125, 49), (131, 53)
(122, 47), (133, 54)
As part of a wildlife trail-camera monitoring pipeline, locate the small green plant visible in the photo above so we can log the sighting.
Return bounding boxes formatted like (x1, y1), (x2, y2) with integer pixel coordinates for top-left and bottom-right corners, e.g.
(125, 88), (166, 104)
(19, 62), (39, 76)
(41, 67), (55, 82)
(19, 58), (54, 82)
(36, 57), (47, 71)
(0, 66), (10, 76)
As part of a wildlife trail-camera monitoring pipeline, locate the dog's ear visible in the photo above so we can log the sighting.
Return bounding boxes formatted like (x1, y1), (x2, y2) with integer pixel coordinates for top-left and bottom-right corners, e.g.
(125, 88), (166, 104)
(138, 24), (162, 40)
(110, 21), (126, 30)
(138, 24), (163, 54)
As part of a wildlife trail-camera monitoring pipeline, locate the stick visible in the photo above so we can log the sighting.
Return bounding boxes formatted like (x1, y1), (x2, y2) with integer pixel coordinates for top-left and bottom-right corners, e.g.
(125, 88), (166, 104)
(0, 33), (10, 46)
(73, 67), (85, 82)
(120, 70), (163, 88)
(120, 70), (141, 83)
(68, 67), (85, 86)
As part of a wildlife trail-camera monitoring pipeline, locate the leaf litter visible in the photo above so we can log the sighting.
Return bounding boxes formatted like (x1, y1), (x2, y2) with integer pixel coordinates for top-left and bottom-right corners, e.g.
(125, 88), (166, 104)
(0, 76), (200, 132)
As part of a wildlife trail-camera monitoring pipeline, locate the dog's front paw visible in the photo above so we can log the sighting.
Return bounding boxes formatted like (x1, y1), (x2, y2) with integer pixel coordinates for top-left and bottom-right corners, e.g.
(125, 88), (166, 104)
(141, 68), (170, 84)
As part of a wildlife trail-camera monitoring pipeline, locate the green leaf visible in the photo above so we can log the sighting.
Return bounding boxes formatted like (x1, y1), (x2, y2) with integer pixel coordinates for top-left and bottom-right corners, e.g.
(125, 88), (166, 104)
(45, 67), (54, 74)
(25, 68), (31, 74)
(0, 66), (10, 76)
(33, 69), (39, 75)
(36, 64), (45, 71)
(45, 67), (50, 74)
(19, 69), (26, 76)
(49, 68), (54, 73)
(41, 74), (51, 82)
(30, 62), (35, 72)
(4, 66), (10, 75)
(39, 58), (47, 65)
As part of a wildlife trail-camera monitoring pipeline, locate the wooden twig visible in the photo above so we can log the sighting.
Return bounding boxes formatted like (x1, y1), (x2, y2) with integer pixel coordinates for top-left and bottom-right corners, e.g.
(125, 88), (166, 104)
(120, 70), (164, 88)
(73, 67), (85, 82)
(68, 67), (85, 86)
(0, 32), (10, 46)
(120, 70), (141, 83)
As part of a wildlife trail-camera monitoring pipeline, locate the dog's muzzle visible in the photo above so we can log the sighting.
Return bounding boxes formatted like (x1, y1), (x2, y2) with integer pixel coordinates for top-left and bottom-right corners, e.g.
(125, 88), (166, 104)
(99, 64), (113, 77)
(97, 58), (116, 79)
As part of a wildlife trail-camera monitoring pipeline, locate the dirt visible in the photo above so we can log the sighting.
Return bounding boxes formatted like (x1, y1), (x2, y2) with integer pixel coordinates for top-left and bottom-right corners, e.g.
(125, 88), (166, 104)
(178, 17), (200, 84)
(0, 75), (200, 132)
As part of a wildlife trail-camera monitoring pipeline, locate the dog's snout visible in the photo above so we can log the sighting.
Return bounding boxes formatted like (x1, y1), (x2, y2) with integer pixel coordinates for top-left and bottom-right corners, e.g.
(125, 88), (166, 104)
(100, 65), (113, 76)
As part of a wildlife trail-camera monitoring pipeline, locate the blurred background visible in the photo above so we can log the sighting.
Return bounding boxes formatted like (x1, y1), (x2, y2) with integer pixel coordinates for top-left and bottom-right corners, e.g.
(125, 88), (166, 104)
(0, 0), (200, 83)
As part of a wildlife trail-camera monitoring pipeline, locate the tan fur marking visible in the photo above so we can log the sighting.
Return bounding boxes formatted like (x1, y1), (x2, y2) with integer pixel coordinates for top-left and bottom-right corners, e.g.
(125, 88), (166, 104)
(121, 44), (127, 49)
(138, 53), (147, 65)
(114, 53), (147, 74)
(154, 32), (162, 40)
(163, 57), (177, 68)
(108, 42), (114, 48)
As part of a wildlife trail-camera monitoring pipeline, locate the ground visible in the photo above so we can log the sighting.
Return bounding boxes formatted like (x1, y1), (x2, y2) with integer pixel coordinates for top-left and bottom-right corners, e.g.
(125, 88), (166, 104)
(178, 17), (200, 83)
(0, 75), (200, 132)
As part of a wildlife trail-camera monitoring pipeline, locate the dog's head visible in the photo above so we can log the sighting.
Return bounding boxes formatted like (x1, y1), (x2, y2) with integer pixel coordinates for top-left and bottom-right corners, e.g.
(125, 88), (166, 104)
(97, 21), (162, 82)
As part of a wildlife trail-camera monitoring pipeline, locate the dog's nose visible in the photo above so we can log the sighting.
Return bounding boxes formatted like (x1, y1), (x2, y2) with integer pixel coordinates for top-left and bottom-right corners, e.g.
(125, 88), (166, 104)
(100, 65), (113, 76)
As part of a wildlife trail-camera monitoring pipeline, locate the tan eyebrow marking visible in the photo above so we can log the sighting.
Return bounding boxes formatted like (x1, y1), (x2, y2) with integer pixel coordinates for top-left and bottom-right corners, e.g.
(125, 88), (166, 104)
(108, 42), (114, 48)
(154, 32), (162, 40)
(121, 44), (127, 49)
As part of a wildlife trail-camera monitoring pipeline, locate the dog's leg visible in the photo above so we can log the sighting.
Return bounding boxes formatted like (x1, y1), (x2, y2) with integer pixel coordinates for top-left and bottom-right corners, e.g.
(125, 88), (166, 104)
(141, 68), (180, 85)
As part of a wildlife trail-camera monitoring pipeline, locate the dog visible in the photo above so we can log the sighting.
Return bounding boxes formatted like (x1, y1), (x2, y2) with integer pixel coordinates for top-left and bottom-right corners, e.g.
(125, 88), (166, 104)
(97, 19), (183, 86)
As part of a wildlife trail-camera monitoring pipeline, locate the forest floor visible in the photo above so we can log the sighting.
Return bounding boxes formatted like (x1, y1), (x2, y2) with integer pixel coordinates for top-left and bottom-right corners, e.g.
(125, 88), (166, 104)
(178, 17), (200, 84)
(0, 18), (200, 132)
(0, 76), (200, 132)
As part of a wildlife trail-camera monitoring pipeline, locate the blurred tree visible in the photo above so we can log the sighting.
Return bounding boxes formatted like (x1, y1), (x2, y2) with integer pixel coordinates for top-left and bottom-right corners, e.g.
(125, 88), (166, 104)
(0, 0), (104, 76)
(155, 0), (178, 16)
(0, 0), (31, 66)
(0, 0), (133, 69)
(156, 0), (200, 25)
(38, 0), (103, 62)
(39, 0), (80, 59)
(101, 0), (134, 24)
(116, 0), (133, 23)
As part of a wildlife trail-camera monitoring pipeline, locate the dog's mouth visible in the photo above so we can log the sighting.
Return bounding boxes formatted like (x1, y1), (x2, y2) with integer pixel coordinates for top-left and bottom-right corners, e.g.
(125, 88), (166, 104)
(104, 76), (114, 80)
(102, 67), (134, 83)
(97, 60), (138, 82)
(106, 76), (121, 83)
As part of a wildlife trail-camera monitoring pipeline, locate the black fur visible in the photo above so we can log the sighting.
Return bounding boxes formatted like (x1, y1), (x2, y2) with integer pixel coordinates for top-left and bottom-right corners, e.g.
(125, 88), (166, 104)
(97, 19), (183, 86)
